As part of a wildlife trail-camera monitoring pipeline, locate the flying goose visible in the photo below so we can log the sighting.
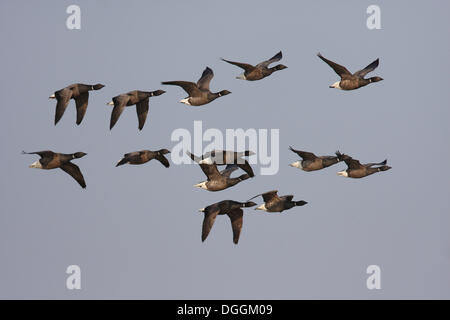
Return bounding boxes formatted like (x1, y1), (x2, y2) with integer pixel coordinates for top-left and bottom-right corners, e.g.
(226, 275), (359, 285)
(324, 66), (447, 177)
(189, 150), (255, 177)
(198, 200), (257, 244)
(116, 149), (171, 168)
(221, 51), (287, 81)
(250, 190), (307, 213)
(317, 53), (383, 90)
(289, 146), (343, 171)
(50, 83), (105, 125)
(188, 152), (251, 192)
(107, 90), (165, 130)
(161, 67), (231, 106)
(22, 150), (87, 188)
(336, 152), (391, 178)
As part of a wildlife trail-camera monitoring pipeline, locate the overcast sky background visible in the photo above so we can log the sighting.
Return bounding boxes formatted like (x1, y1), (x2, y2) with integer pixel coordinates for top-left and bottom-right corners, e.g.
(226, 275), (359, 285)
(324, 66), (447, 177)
(1, 0), (449, 299)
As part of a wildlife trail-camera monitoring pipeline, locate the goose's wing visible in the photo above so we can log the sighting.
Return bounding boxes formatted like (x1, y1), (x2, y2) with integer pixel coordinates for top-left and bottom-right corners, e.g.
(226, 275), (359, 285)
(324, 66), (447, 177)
(256, 51), (283, 68)
(60, 162), (86, 188)
(116, 151), (142, 166)
(199, 163), (221, 181)
(288, 146), (316, 160)
(317, 53), (352, 77)
(202, 150), (226, 162)
(136, 98), (149, 130)
(110, 95), (129, 129)
(75, 92), (89, 125)
(363, 159), (387, 168)
(161, 81), (201, 96)
(344, 157), (364, 170)
(54, 88), (72, 125)
(227, 208), (243, 244)
(220, 164), (239, 178)
(238, 160), (255, 177)
(221, 58), (255, 73)
(248, 190), (280, 203)
(202, 205), (220, 242)
(22, 150), (55, 159)
(197, 67), (214, 91)
(124, 151), (140, 158)
(281, 195), (294, 202)
(186, 151), (203, 163)
(155, 154), (170, 168)
(116, 154), (132, 167)
(353, 58), (379, 78)
(320, 155), (338, 160)
(261, 190), (281, 203)
(201, 150), (214, 160)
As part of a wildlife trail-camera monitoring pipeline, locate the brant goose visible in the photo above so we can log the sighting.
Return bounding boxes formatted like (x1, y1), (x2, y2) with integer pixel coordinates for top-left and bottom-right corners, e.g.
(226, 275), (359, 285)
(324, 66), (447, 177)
(190, 150), (255, 177)
(22, 150), (87, 188)
(221, 51), (287, 81)
(107, 90), (165, 130)
(50, 83), (105, 125)
(336, 152), (391, 178)
(116, 149), (171, 168)
(198, 200), (257, 244)
(161, 67), (231, 106)
(317, 53), (383, 90)
(289, 146), (343, 171)
(250, 190), (307, 213)
(188, 152), (251, 192)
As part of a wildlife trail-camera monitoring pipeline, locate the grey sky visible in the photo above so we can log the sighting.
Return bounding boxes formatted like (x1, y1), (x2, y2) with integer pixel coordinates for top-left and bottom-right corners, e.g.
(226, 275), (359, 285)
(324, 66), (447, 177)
(1, 0), (449, 299)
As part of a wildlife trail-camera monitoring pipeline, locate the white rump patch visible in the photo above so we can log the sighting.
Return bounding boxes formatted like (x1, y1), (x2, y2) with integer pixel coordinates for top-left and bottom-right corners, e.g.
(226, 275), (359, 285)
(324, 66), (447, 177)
(337, 170), (349, 177)
(289, 161), (303, 169)
(330, 81), (343, 90)
(194, 181), (208, 190)
(179, 98), (191, 105)
(29, 160), (43, 169)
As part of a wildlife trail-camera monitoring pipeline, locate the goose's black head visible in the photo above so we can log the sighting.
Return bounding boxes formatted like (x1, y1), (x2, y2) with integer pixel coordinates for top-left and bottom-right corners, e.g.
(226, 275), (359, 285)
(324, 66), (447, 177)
(73, 152), (87, 159)
(369, 76), (383, 83)
(218, 90), (231, 97)
(93, 84), (105, 90)
(158, 149), (171, 155)
(378, 165), (391, 172)
(335, 151), (350, 161)
(152, 90), (166, 96)
(274, 64), (288, 71)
